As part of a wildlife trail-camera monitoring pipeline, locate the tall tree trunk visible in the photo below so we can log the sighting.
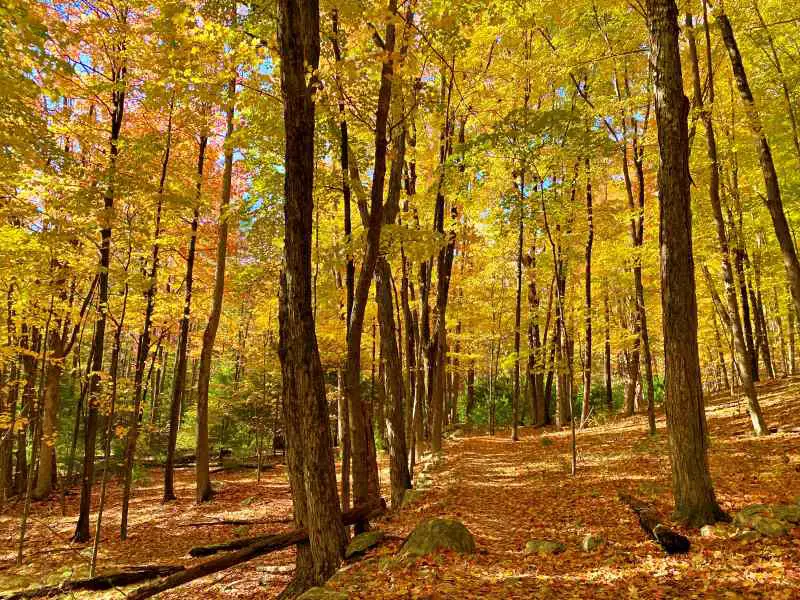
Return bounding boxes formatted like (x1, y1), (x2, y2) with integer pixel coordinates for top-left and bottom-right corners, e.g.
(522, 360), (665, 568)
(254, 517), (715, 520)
(686, 12), (766, 435)
(331, 9), (353, 510)
(429, 86), (457, 453)
(374, 108), (411, 508)
(581, 158), (593, 427)
(512, 172), (524, 441)
(648, 0), (726, 525)
(196, 77), (236, 504)
(344, 1), (398, 516)
(603, 290), (613, 411)
(121, 99), (172, 537)
(788, 290), (797, 375)
(164, 135), (206, 502)
(277, 0), (346, 591)
(715, 8), (800, 321)
(74, 59), (125, 543)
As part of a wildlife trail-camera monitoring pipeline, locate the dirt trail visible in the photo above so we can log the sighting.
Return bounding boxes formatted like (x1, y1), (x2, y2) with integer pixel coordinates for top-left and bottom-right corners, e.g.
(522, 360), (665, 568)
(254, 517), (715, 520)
(330, 380), (800, 599)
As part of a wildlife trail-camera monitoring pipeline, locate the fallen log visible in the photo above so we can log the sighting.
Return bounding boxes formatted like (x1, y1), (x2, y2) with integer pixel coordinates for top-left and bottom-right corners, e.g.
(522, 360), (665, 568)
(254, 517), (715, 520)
(619, 492), (690, 554)
(0, 565), (184, 600)
(189, 499), (386, 557)
(128, 499), (387, 600)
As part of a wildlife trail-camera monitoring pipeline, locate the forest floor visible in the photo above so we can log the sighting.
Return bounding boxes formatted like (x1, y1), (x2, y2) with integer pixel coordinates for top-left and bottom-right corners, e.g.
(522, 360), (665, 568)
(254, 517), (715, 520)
(1, 378), (799, 599)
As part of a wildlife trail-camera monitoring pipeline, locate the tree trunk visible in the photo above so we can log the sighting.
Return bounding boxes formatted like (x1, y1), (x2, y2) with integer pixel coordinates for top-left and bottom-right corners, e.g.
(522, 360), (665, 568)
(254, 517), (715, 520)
(603, 290), (613, 411)
(164, 136), (206, 502)
(277, 0), (347, 592)
(686, 12), (766, 435)
(344, 2), (398, 518)
(196, 78), (235, 504)
(581, 158), (593, 427)
(648, 0), (726, 525)
(374, 110), (411, 508)
(74, 59), (125, 542)
(121, 99), (172, 537)
(715, 8), (800, 321)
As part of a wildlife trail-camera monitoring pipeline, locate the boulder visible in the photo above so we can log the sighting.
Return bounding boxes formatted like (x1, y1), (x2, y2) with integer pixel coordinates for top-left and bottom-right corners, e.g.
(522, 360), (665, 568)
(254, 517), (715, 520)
(345, 530), (385, 559)
(732, 529), (762, 543)
(581, 534), (604, 552)
(772, 504), (800, 524)
(401, 518), (476, 557)
(751, 516), (789, 538)
(401, 489), (426, 508)
(525, 539), (565, 555)
(733, 505), (771, 529)
(297, 588), (348, 600)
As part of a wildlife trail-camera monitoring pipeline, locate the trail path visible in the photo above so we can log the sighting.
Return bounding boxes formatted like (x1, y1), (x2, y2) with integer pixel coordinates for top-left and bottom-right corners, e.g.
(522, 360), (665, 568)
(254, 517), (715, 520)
(1, 380), (799, 598)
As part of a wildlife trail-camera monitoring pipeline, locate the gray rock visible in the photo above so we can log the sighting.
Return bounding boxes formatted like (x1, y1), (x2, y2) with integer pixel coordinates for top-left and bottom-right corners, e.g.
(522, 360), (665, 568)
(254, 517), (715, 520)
(345, 530), (385, 559)
(401, 518), (476, 557)
(524, 539), (566, 555)
(297, 587), (348, 600)
(581, 534), (604, 552)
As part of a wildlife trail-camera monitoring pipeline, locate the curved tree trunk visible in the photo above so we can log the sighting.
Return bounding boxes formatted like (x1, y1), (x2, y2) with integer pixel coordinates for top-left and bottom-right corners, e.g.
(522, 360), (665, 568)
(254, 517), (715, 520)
(715, 8), (800, 322)
(196, 78), (235, 504)
(686, 12), (766, 435)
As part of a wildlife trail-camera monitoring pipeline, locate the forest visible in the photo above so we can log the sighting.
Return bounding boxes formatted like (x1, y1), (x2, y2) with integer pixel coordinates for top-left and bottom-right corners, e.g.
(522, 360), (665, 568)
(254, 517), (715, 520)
(0, 0), (799, 597)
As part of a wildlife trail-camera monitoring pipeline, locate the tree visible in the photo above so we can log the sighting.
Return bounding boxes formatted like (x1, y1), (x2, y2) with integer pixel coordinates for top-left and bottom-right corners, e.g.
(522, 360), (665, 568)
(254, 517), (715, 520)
(646, 0), (726, 526)
(276, 0), (346, 593)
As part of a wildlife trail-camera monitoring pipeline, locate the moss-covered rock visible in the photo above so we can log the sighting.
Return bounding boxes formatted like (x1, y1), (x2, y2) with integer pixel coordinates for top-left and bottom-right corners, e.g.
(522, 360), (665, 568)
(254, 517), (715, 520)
(401, 518), (476, 557)
(401, 488), (426, 508)
(751, 516), (789, 538)
(732, 529), (762, 543)
(772, 504), (800, 524)
(733, 505), (771, 529)
(297, 587), (348, 600)
(345, 530), (385, 559)
(524, 539), (565, 555)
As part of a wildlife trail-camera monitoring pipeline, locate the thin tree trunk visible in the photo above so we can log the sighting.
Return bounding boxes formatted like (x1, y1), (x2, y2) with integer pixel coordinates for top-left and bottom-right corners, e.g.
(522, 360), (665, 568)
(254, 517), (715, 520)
(603, 290), (613, 411)
(581, 157), (593, 428)
(344, 1), (398, 518)
(121, 98), (172, 538)
(74, 56), (126, 542)
(686, 11), (766, 435)
(196, 76), (235, 504)
(164, 135), (206, 502)
(715, 7), (800, 321)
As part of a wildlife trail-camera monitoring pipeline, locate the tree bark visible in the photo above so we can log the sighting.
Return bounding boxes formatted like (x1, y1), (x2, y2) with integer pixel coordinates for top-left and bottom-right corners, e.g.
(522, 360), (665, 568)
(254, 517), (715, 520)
(277, 0), (347, 592)
(715, 8), (800, 322)
(647, 0), (726, 526)
(121, 99), (172, 537)
(603, 290), (613, 411)
(74, 56), (126, 543)
(581, 158), (593, 427)
(164, 135), (206, 502)
(344, 1), (398, 518)
(196, 77), (236, 504)
(686, 12), (766, 435)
